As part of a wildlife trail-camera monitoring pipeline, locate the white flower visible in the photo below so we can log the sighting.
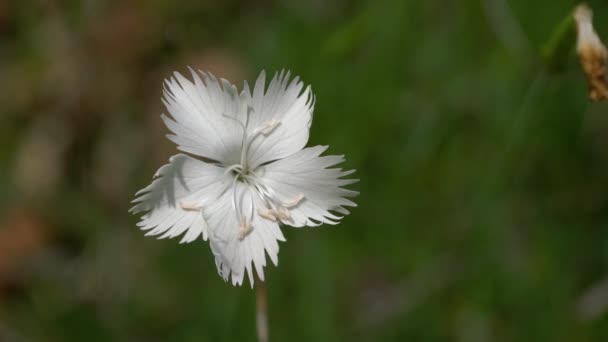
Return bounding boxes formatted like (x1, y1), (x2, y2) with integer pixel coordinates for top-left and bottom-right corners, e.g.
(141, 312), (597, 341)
(130, 69), (358, 286)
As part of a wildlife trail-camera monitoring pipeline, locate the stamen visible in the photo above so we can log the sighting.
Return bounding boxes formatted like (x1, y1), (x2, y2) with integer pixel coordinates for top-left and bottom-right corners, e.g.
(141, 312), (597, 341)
(238, 216), (253, 240)
(245, 105), (254, 127)
(221, 113), (247, 131)
(274, 207), (291, 220)
(224, 164), (243, 175)
(230, 177), (241, 219)
(277, 207), (291, 220)
(284, 193), (305, 208)
(221, 111), (250, 169)
(180, 201), (202, 212)
(240, 119), (282, 170)
(260, 119), (279, 135)
(257, 208), (277, 222)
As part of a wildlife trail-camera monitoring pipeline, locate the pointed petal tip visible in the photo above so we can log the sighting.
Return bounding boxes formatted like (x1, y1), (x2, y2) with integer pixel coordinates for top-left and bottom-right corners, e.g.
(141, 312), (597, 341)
(196, 69), (208, 79)
(257, 269), (265, 282)
(220, 77), (234, 88)
(256, 70), (267, 84)
(242, 80), (251, 95)
(172, 71), (189, 85)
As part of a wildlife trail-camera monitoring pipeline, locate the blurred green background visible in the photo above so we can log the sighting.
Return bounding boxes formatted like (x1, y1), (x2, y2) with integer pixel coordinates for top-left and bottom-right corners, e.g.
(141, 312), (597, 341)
(2, 0), (608, 341)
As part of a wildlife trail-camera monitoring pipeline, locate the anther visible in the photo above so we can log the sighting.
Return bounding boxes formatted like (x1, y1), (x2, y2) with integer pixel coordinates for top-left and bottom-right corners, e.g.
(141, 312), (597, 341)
(284, 193), (305, 208)
(260, 119), (279, 135)
(274, 207), (291, 220)
(180, 201), (203, 212)
(238, 216), (253, 240)
(257, 208), (277, 222)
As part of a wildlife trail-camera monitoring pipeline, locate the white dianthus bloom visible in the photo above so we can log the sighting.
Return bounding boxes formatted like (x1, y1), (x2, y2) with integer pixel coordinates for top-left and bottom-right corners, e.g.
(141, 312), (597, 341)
(130, 69), (358, 286)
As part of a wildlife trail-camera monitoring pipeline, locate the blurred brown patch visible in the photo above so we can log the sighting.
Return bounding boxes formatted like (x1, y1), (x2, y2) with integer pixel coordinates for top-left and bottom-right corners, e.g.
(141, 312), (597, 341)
(0, 0), (9, 33)
(182, 48), (247, 85)
(0, 208), (50, 294)
(13, 117), (70, 200)
(86, 2), (159, 66)
(91, 117), (143, 206)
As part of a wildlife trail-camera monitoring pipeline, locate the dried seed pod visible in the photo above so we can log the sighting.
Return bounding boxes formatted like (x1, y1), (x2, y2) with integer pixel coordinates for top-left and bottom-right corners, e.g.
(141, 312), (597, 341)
(575, 4), (608, 101)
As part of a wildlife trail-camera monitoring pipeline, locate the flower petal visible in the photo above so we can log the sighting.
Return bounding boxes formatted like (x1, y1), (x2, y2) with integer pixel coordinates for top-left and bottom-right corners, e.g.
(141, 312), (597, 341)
(206, 182), (285, 287)
(243, 70), (314, 169)
(130, 154), (232, 243)
(259, 146), (358, 227)
(162, 70), (247, 165)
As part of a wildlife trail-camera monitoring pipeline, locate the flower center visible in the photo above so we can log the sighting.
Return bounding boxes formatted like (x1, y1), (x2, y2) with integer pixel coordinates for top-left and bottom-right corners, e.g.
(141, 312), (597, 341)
(221, 106), (285, 240)
(224, 163), (256, 183)
(179, 108), (307, 242)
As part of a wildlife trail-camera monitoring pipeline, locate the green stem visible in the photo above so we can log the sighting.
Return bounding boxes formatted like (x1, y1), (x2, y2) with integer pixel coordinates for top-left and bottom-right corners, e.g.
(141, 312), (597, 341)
(256, 281), (269, 342)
